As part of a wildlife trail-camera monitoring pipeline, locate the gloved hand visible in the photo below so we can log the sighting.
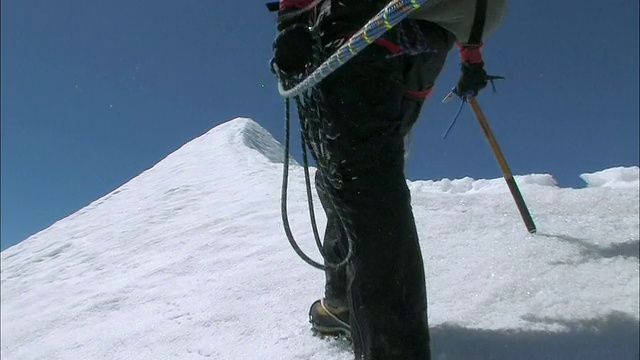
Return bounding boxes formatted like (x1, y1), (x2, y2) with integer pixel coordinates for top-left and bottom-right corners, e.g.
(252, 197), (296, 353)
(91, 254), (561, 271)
(272, 10), (314, 76)
(455, 62), (488, 97)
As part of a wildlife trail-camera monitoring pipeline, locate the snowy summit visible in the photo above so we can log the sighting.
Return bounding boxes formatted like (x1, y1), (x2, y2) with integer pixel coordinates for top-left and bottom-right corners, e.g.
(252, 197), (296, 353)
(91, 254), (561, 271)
(1, 117), (639, 360)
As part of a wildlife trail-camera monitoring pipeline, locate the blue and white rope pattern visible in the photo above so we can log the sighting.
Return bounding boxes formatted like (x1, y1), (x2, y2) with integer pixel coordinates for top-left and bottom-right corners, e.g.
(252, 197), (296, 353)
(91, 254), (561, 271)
(278, 0), (428, 98)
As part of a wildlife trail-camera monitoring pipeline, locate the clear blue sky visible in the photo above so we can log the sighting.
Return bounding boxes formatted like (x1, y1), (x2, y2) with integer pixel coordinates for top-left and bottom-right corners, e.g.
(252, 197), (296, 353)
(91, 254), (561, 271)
(2, 0), (638, 250)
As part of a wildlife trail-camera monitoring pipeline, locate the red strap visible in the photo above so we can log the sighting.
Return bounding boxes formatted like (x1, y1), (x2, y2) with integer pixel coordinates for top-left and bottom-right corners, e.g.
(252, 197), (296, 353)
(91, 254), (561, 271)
(279, 0), (314, 10)
(405, 87), (434, 100)
(374, 38), (402, 54)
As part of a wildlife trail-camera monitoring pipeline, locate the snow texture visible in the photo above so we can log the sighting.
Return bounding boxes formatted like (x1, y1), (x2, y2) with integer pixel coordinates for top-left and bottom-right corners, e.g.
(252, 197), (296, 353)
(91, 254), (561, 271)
(1, 117), (639, 360)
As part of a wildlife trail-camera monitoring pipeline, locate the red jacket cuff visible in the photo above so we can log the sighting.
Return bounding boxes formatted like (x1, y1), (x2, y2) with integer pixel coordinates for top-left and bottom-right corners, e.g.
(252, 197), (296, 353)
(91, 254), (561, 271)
(457, 42), (484, 64)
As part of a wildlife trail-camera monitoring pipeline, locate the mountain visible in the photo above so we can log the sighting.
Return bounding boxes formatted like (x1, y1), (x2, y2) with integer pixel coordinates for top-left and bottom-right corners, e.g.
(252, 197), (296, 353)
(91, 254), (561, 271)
(2, 117), (638, 360)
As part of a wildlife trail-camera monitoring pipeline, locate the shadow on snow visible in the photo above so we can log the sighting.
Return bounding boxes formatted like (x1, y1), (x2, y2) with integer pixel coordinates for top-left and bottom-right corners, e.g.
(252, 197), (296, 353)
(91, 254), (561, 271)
(430, 311), (639, 360)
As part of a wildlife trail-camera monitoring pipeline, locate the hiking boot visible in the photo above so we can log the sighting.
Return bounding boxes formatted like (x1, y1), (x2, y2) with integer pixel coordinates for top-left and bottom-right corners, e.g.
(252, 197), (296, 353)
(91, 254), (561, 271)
(308, 299), (351, 339)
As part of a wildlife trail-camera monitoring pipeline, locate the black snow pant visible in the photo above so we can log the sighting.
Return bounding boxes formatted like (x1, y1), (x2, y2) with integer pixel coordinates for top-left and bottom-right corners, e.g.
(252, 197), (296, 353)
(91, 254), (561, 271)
(311, 19), (455, 360)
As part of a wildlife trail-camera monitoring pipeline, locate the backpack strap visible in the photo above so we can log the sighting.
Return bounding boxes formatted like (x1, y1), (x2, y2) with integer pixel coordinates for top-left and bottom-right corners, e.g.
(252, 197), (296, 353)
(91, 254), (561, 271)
(467, 0), (488, 45)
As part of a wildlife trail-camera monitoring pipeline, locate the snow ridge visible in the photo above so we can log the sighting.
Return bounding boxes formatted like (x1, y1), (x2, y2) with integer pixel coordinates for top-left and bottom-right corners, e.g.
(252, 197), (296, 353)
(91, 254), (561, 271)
(580, 166), (639, 188)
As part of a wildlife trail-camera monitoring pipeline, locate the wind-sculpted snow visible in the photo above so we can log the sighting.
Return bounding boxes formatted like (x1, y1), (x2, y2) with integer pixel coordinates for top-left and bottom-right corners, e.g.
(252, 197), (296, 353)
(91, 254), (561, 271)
(409, 173), (559, 194)
(1, 118), (638, 360)
(580, 166), (639, 188)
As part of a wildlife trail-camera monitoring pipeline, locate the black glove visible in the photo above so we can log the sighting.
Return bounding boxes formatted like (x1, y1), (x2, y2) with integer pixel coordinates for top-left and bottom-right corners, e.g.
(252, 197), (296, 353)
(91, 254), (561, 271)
(272, 10), (314, 76)
(456, 62), (488, 97)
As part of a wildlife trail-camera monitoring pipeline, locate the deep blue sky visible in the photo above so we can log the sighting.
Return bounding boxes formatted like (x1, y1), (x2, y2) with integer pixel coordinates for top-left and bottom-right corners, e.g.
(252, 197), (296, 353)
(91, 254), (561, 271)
(2, 0), (638, 250)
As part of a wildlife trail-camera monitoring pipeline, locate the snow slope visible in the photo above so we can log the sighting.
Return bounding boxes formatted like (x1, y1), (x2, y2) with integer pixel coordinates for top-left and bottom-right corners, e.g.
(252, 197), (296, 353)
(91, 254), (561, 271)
(1, 117), (638, 360)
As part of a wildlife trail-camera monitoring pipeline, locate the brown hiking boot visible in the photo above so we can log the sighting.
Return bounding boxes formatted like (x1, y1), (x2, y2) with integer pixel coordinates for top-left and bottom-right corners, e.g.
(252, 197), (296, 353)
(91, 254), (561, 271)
(308, 299), (351, 339)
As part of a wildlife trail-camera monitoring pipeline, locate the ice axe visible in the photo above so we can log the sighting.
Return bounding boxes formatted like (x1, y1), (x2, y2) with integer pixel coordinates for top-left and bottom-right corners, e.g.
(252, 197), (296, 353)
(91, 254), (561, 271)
(470, 96), (536, 233)
(445, 94), (537, 234)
